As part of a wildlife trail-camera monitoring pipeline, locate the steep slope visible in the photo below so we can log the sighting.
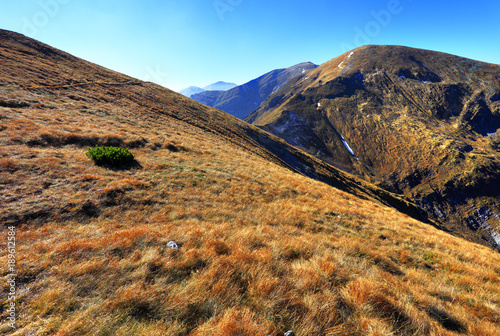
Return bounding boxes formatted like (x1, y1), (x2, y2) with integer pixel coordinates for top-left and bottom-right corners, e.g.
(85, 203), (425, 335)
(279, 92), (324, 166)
(0, 32), (421, 224)
(246, 45), (500, 249)
(191, 62), (317, 119)
(2, 32), (500, 336)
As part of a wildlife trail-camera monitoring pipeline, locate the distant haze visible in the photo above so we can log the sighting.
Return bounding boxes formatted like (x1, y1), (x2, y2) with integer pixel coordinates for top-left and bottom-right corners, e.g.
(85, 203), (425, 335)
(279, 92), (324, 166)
(179, 81), (237, 97)
(0, 1), (498, 92)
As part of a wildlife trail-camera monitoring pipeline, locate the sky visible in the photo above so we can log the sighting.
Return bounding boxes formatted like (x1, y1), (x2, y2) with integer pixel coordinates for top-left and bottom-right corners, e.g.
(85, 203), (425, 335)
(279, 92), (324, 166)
(1, 0), (499, 92)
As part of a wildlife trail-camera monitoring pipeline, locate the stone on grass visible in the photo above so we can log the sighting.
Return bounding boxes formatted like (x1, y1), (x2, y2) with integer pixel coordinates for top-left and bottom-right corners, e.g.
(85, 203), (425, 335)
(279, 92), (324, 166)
(167, 241), (179, 250)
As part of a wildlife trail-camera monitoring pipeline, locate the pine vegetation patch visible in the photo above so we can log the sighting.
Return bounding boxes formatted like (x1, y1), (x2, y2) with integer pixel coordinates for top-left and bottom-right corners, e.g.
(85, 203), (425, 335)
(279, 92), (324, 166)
(85, 145), (135, 166)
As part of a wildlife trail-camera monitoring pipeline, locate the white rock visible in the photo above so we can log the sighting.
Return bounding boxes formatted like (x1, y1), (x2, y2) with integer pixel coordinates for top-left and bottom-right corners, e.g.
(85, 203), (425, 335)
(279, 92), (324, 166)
(167, 241), (179, 250)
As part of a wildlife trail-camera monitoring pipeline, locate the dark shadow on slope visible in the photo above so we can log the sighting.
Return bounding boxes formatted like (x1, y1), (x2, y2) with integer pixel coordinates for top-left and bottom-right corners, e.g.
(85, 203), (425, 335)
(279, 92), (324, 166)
(96, 159), (143, 171)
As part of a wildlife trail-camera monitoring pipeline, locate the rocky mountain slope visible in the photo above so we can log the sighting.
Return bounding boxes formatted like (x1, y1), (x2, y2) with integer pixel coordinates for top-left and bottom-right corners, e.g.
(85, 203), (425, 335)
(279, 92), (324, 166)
(246, 45), (500, 249)
(191, 62), (317, 119)
(1, 31), (500, 335)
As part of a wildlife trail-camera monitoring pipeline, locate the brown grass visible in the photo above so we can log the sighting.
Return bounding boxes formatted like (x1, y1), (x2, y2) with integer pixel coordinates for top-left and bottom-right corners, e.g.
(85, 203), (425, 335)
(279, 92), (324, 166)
(2, 94), (500, 335)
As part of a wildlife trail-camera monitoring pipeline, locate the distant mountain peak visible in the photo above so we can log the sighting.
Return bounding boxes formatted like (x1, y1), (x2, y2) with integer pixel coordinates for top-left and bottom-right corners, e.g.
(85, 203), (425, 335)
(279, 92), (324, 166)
(190, 62), (317, 119)
(203, 81), (237, 91)
(179, 81), (237, 97)
(179, 86), (205, 98)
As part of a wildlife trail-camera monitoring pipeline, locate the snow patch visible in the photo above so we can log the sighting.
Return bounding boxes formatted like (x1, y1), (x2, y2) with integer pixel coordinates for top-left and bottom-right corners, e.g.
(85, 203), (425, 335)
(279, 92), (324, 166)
(492, 231), (500, 247)
(317, 102), (321, 108)
(342, 139), (356, 156)
(338, 61), (344, 68)
(340, 134), (359, 160)
(301, 69), (306, 74)
(347, 51), (354, 59)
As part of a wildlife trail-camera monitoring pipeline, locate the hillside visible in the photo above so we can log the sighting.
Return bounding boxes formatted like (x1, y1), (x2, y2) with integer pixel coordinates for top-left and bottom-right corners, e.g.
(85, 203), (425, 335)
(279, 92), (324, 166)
(247, 45), (500, 250)
(191, 62), (317, 119)
(1, 31), (500, 336)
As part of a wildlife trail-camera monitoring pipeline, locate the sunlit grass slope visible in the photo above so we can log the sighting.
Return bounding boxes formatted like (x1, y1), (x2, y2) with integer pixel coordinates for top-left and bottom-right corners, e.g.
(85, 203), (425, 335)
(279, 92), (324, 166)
(1, 30), (500, 335)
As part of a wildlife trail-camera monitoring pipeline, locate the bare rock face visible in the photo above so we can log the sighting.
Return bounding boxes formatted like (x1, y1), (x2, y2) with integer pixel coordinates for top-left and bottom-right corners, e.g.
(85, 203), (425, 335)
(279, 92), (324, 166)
(247, 45), (500, 249)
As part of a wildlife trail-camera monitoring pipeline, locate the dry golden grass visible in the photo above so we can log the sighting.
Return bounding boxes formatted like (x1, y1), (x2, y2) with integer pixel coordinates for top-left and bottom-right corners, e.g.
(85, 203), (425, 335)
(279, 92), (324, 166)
(2, 90), (500, 335)
(1, 31), (500, 335)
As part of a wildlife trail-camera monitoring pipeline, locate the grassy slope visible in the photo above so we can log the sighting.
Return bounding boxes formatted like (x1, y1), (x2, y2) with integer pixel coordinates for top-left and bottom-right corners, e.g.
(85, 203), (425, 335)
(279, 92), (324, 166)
(1, 32), (500, 335)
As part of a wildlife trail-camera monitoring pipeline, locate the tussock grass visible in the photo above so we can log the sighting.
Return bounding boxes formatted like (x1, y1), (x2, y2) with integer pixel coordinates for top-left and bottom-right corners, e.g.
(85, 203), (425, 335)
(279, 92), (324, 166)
(2, 94), (500, 335)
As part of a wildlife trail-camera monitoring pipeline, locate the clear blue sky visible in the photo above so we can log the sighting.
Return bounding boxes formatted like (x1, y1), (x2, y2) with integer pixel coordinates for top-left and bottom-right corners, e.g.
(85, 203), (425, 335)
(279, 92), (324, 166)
(1, 0), (499, 91)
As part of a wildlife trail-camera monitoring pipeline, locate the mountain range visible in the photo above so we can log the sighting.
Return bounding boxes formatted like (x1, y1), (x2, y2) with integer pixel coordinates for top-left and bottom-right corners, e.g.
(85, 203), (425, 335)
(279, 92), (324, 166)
(245, 45), (500, 249)
(190, 62), (317, 119)
(185, 45), (500, 250)
(179, 81), (237, 97)
(1, 30), (500, 335)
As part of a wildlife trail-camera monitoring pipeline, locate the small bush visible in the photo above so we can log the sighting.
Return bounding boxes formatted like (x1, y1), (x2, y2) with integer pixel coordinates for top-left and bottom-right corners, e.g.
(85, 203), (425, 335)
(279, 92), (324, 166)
(85, 145), (135, 166)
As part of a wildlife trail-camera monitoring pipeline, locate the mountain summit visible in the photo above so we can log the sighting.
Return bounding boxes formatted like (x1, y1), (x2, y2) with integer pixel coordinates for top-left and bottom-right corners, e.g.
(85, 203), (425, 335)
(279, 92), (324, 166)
(202, 81), (237, 91)
(246, 45), (500, 248)
(178, 85), (206, 97)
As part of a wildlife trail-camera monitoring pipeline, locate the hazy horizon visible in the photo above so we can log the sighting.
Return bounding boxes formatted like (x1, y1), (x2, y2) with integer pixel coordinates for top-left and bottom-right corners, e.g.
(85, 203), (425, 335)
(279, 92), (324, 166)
(1, 0), (499, 91)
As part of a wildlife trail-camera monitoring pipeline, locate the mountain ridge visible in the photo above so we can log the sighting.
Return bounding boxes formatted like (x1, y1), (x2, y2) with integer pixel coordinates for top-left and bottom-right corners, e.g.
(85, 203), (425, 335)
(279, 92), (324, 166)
(179, 81), (237, 97)
(246, 44), (500, 249)
(191, 61), (317, 119)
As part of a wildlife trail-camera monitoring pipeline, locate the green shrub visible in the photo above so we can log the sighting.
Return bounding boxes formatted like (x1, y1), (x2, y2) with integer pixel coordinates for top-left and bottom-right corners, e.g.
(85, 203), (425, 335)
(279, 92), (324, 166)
(85, 145), (135, 166)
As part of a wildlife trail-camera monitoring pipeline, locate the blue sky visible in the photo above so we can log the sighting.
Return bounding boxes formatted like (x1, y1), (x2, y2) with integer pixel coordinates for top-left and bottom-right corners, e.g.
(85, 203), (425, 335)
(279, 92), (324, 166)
(1, 0), (499, 91)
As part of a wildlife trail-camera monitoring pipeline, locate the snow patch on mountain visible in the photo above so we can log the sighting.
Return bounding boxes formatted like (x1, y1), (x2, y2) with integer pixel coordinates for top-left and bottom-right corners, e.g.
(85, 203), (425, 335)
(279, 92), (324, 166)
(340, 134), (358, 160)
